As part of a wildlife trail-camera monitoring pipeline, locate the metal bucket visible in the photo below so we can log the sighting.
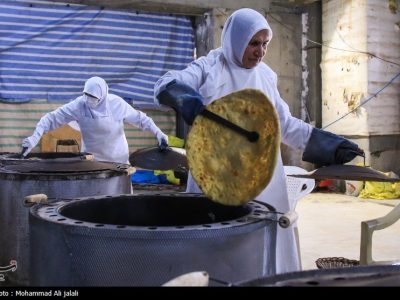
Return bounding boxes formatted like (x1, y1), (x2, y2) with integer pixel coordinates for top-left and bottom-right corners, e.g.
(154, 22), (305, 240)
(29, 194), (277, 286)
(0, 157), (132, 286)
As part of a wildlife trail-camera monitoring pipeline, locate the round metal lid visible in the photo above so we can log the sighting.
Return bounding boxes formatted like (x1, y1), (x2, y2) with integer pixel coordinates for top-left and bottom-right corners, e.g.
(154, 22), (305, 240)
(129, 147), (188, 172)
(0, 152), (92, 166)
(3, 159), (127, 173)
(289, 165), (400, 182)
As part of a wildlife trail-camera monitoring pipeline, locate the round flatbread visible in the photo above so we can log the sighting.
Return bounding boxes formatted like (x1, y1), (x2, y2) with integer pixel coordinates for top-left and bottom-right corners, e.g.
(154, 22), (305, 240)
(186, 89), (280, 206)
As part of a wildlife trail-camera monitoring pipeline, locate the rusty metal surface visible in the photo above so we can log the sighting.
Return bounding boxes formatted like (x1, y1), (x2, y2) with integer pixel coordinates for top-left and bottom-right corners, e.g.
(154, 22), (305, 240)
(289, 165), (400, 182)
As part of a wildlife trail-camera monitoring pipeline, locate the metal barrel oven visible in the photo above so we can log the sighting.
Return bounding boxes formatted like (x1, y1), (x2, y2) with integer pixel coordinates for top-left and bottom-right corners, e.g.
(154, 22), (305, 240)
(235, 265), (400, 286)
(0, 153), (132, 286)
(29, 193), (277, 286)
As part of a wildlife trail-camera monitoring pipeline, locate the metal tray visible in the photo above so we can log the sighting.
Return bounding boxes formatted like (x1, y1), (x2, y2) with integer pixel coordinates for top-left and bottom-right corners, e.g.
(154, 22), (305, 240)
(129, 146), (188, 171)
(288, 165), (400, 182)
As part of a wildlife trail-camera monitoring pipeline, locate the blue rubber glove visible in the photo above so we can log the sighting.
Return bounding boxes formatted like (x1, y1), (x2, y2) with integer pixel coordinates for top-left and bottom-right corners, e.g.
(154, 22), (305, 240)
(21, 133), (42, 157)
(158, 138), (168, 152)
(302, 128), (364, 166)
(156, 80), (205, 125)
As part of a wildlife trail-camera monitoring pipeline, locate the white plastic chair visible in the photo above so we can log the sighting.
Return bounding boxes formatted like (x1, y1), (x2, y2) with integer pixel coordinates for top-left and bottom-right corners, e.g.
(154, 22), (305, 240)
(360, 202), (400, 265)
(316, 192), (400, 269)
(283, 166), (316, 269)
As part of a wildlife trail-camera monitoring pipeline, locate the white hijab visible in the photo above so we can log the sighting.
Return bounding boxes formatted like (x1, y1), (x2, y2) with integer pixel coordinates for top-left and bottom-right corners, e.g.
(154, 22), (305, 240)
(82, 76), (109, 118)
(199, 9), (275, 105)
(222, 8), (273, 68)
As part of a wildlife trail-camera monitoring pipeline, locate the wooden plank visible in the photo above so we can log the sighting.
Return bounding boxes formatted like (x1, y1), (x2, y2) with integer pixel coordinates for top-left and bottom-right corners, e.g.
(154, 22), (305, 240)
(41, 125), (81, 152)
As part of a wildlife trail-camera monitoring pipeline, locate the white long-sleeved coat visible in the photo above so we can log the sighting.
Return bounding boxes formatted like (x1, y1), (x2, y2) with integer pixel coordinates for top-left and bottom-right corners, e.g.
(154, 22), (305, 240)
(31, 77), (164, 164)
(154, 8), (313, 274)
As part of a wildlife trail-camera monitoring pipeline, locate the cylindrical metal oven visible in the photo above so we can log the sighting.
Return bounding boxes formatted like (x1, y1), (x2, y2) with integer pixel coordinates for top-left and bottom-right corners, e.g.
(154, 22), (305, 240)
(236, 265), (400, 286)
(29, 194), (277, 286)
(0, 158), (132, 286)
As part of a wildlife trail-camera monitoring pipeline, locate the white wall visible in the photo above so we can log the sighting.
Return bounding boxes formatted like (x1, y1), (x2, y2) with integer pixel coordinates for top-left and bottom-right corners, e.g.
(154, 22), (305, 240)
(321, 0), (400, 173)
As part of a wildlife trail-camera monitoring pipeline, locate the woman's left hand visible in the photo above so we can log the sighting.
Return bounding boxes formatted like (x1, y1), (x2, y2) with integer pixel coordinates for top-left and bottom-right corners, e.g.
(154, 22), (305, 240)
(156, 132), (169, 151)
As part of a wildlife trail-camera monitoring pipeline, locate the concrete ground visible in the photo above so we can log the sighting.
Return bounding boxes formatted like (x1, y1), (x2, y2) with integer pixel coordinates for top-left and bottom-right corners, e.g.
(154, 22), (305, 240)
(297, 192), (400, 271)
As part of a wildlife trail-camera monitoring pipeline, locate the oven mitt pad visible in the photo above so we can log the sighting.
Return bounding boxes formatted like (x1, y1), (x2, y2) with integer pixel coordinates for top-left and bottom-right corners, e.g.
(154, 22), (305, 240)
(302, 127), (364, 166)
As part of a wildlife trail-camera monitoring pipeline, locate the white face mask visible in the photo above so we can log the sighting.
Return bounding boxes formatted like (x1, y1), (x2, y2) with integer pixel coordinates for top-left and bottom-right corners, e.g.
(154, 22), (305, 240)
(85, 94), (100, 108)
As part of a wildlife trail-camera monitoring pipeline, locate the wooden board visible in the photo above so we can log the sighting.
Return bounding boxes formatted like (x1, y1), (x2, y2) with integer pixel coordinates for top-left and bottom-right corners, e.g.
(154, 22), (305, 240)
(40, 124), (81, 152)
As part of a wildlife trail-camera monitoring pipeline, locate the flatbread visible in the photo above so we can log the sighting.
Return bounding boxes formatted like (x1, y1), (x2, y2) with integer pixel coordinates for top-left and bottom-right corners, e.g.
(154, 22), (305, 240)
(186, 89), (280, 206)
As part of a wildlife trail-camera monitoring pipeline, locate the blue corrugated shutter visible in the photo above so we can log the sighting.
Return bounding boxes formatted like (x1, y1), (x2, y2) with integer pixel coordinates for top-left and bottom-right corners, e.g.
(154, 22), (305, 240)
(0, 0), (194, 106)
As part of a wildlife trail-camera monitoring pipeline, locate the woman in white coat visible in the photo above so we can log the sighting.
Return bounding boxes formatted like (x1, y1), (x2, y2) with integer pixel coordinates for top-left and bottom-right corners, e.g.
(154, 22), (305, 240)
(22, 76), (168, 164)
(154, 8), (362, 274)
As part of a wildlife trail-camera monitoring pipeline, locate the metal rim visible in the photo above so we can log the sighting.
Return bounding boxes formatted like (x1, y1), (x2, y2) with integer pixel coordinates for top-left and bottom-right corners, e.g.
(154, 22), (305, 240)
(30, 194), (275, 234)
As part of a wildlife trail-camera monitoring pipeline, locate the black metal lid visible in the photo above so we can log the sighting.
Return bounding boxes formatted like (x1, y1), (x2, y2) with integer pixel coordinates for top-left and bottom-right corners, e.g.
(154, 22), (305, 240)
(289, 165), (400, 182)
(0, 152), (92, 166)
(2, 159), (128, 174)
(129, 147), (188, 172)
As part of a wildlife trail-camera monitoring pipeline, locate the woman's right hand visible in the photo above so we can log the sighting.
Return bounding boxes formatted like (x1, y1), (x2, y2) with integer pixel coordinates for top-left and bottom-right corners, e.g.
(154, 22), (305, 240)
(21, 133), (41, 157)
(156, 80), (205, 125)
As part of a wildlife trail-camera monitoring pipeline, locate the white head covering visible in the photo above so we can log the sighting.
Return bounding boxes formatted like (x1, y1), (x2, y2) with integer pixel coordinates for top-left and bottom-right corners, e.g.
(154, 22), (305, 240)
(221, 8), (273, 67)
(82, 76), (109, 118)
(198, 8), (275, 104)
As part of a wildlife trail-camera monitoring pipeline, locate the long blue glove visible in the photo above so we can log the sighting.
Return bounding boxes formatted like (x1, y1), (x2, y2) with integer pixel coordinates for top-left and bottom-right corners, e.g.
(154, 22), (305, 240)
(158, 138), (168, 152)
(302, 128), (364, 166)
(156, 80), (204, 125)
